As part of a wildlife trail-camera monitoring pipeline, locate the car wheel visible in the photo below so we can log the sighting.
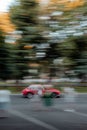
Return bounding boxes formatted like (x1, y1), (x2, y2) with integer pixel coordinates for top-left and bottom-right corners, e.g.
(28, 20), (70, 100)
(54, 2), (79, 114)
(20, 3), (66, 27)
(22, 94), (27, 98)
(27, 93), (33, 99)
(51, 93), (58, 98)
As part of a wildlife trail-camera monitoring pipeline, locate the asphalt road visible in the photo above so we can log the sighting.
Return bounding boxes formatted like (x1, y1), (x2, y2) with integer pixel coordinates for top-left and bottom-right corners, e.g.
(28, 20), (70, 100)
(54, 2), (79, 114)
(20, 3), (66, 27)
(0, 94), (87, 130)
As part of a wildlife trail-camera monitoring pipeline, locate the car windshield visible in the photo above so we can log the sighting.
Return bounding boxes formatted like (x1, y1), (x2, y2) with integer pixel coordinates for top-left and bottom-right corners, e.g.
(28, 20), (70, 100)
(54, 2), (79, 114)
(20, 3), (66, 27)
(43, 84), (53, 89)
(28, 84), (44, 90)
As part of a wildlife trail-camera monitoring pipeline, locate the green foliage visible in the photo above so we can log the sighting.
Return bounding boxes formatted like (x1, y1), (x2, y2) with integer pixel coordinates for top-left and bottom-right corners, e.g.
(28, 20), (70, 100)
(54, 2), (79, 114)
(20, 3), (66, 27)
(9, 0), (39, 28)
(9, 0), (87, 79)
(9, 0), (47, 79)
(45, 43), (61, 61)
(71, 36), (87, 74)
(59, 38), (76, 57)
(0, 29), (16, 80)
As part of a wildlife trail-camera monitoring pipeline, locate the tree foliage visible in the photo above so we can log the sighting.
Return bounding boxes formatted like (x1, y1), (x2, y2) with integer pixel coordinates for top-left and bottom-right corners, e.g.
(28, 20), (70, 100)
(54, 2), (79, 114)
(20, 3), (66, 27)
(0, 29), (16, 80)
(72, 36), (87, 75)
(0, 13), (15, 33)
(9, 0), (48, 79)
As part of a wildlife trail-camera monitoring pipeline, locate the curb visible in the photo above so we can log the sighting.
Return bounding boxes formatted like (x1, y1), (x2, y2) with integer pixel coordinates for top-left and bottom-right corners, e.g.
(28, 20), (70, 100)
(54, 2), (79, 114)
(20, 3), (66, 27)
(11, 93), (87, 96)
(11, 93), (22, 96)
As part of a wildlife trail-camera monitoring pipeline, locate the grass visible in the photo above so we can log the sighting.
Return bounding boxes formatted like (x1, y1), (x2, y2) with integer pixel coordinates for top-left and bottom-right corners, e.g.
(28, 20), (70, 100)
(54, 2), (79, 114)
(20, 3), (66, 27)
(74, 87), (87, 93)
(0, 86), (87, 93)
(53, 85), (87, 93)
(0, 86), (25, 93)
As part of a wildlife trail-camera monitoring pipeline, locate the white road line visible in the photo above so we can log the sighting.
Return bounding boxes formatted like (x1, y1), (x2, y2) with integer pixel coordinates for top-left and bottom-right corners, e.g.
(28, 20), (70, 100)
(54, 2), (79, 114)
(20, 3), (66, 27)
(8, 109), (59, 130)
(64, 109), (75, 112)
(72, 111), (87, 117)
(64, 109), (87, 117)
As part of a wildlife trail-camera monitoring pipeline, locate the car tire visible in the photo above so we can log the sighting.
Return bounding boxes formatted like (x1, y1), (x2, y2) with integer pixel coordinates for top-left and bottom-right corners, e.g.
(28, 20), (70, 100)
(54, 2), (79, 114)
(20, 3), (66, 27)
(27, 93), (33, 99)
(22, 94), (27, 98)
(51, 93), (58, 98)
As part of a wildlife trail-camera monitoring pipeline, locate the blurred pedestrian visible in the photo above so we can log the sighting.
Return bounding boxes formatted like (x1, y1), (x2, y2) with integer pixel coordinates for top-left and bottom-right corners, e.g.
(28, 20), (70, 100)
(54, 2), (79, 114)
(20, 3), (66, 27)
(37, 87), (43, 97)
(63, 86), (77, 111)
(0, 90), (11, 118)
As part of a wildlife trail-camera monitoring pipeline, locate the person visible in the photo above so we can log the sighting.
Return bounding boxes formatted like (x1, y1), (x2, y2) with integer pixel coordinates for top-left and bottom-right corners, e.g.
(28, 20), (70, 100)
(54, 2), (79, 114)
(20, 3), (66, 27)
(63, 87), (76, 102)
(37, 88), (43, 97)
(0, 90), (11, 117)
(63, 86), (77, 111)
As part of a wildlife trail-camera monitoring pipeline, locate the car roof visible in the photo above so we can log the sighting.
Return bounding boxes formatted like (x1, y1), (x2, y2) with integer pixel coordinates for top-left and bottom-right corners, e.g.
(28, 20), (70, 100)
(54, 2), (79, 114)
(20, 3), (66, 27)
(28, 84), (43, 88)
(28, 84), (53, 89)
(43, 84), (53, 88)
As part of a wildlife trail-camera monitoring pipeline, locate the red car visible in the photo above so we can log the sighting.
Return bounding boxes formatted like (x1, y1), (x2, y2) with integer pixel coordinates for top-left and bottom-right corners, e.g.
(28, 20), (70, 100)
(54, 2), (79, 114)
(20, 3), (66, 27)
(22, 84), (61, 98)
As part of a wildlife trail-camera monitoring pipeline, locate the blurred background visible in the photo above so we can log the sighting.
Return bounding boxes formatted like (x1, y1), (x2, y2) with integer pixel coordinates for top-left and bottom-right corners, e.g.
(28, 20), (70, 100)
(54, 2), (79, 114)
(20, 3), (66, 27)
(0, 0), (87, 92)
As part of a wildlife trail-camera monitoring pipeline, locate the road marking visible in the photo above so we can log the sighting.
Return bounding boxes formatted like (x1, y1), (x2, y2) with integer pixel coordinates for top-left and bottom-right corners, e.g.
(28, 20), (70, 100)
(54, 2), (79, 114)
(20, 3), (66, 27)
(64, 109), (87, 117)
(72, 111), (87, 117)
(8, 109), (59, 130)
(64, 109), (75, 112)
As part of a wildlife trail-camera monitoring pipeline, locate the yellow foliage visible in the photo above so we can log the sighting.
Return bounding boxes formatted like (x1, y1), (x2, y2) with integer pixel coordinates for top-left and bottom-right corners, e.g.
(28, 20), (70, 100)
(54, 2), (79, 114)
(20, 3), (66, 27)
(0, 13), (15, 33)
(24, 45), (34, 49)
(38, 0), (85, 10)
(65, 0), (85, 10)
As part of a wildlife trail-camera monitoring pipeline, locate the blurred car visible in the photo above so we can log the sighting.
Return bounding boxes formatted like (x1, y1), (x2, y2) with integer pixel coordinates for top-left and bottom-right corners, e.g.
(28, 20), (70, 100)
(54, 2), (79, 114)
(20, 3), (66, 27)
(22, 84), (61, 99)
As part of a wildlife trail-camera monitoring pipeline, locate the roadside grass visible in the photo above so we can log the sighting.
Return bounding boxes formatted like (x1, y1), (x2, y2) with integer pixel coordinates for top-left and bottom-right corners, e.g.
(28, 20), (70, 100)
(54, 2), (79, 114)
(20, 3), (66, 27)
(0, 86), (25, 93)
(74, 86), (87, 93)
(0, 85), (87, 93)
(53, 85), (87, 93)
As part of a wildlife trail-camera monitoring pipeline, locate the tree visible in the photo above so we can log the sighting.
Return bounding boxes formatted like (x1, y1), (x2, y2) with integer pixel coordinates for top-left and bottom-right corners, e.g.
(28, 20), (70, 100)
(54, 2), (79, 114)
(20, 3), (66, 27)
(9, 0), (87, 80)
(0, 29), (15, 80)
(13, 40), (30, 80)
(0, 29), (9, 80)
(9, 0), (46, 79)
(72, 36), (87, 80)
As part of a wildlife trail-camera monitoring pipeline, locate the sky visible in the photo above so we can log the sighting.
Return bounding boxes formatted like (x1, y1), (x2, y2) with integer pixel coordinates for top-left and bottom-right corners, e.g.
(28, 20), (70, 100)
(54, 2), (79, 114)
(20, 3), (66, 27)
(0, 0), (50, 12)
(0, 0), (14, 12)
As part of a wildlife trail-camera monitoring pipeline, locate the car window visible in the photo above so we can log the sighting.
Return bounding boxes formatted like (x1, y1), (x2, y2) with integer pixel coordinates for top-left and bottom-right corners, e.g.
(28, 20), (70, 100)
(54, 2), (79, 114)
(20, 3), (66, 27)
(29, 86), (37, 90)
(29, 85), (42, 90)
(43, 84), (53, 89)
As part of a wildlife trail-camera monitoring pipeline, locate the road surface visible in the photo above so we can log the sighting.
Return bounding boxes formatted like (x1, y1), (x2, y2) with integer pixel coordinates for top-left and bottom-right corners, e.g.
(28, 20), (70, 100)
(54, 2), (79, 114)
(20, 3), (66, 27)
(0, 94), (87, 130)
